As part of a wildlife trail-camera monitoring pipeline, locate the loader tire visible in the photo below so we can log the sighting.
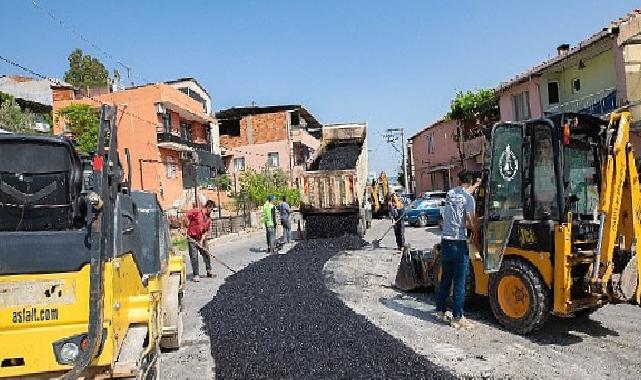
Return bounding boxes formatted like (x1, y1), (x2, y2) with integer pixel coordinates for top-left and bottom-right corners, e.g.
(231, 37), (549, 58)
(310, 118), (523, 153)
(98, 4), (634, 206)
(160, 274), (183, 350)
(489, 259), (551, 335)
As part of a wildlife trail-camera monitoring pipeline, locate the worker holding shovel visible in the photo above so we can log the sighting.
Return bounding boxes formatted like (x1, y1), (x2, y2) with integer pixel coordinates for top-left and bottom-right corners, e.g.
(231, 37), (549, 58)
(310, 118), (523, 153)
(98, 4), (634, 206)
(389, 193), (406, 251)
(186, 200), (216, 282)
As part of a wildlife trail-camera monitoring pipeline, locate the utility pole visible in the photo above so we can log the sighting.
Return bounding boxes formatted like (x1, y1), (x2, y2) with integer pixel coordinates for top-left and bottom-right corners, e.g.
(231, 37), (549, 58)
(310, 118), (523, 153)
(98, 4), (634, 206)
(383, 128), (409, 193)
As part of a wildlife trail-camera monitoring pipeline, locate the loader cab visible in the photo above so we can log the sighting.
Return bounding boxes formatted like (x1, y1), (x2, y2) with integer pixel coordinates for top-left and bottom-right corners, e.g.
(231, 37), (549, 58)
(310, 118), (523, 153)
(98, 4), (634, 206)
(483, 113), (606, 272)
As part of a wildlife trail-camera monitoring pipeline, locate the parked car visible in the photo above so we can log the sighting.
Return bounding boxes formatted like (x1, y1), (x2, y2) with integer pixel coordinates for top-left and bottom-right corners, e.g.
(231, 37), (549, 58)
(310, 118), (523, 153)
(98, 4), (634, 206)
(395, 191), (415, 206)
(405, 191), (447, 227)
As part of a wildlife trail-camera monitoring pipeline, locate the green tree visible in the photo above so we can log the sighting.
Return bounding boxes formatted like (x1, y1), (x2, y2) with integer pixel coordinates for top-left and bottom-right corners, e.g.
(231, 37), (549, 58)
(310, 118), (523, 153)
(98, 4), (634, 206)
(212, 174), (232, 191)
(56, 104), (99, 154)
(0, 91), (37, 133)
(239, 167), (300, 207)
(446, 88), (499, 166)
(63, 48), (109, 89)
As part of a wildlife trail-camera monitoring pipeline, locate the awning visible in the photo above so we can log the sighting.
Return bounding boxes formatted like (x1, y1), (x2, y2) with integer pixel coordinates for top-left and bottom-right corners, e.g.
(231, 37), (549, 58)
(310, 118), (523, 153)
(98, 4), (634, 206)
(425, 164), (454, 173)
(157, 141), (193, 152)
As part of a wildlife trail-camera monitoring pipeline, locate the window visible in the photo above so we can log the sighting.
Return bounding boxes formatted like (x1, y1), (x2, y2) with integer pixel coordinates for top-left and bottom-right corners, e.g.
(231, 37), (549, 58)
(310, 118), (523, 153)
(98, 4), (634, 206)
(547, 81), (559, 104)
(234, 157), (245, 172)
(166, 156), (177, 178)
(180, 122), (192, 142)
(512, 91), (531, 121)
(219, 119), (241, 136)
(427, 134), (435, 154)
(204, 125), (211, 145)
(531, 125), (558, 219)
(488, 125), (523, 212)
(572, 78), (581, 93)
(267, 152), (279, 168)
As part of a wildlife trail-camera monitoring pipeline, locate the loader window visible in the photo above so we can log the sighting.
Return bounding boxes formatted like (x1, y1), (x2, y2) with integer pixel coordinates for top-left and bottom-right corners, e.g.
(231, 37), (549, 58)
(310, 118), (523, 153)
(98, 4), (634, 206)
(488, 125), (523, 215)
(532, 125), (559, 219)
(565, 144), (597, 215)
(484, 124), (523, 272)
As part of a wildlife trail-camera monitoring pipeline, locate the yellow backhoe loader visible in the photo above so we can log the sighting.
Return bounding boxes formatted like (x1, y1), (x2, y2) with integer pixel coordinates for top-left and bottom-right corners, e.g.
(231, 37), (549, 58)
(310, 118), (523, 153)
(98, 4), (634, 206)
(432, 110), (640, 334)
(0, 105), (185, 378)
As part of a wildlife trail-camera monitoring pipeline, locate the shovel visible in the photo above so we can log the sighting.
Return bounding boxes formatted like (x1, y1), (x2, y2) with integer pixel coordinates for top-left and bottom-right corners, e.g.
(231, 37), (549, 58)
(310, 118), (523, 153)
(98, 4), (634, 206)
(187, 237), (238, 273)
(372, 218), (402, 249)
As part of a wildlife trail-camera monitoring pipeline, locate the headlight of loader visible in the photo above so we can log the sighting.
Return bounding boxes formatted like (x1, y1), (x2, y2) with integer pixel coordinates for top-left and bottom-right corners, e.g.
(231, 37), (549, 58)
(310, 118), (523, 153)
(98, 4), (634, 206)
(59, 342), (80, 363)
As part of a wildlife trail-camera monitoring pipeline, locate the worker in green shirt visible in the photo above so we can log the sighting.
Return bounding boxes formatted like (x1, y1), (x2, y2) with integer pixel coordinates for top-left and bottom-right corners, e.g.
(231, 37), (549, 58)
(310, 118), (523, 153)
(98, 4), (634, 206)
(262, 194), (277, 254)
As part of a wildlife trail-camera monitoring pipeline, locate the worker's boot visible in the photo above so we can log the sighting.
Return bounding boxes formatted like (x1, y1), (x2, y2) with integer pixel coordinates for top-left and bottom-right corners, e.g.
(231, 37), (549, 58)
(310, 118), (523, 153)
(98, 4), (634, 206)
(206, 270), (216, 278)
(192, 274), (201, 283)
(451, 316), (474, 330)
(435, 311), (452, 323)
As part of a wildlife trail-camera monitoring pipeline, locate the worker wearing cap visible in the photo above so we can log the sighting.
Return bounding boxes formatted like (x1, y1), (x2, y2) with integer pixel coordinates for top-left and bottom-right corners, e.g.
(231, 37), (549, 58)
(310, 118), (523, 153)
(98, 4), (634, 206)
(262, 194), (277, 254)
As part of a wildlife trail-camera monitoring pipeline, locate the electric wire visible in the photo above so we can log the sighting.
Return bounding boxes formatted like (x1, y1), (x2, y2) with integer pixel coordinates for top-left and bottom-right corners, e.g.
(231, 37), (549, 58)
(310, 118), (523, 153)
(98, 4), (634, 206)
(0, 54), (267, 158)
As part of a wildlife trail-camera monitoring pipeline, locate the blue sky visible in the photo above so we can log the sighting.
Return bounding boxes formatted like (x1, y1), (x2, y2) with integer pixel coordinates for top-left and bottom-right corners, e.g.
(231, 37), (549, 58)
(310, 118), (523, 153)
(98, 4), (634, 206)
(1, 0), (639, 176)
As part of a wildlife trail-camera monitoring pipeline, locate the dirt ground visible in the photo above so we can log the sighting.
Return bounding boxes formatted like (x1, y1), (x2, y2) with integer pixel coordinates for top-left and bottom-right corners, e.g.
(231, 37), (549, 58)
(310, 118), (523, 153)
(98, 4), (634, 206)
(325, 220), (641, 379)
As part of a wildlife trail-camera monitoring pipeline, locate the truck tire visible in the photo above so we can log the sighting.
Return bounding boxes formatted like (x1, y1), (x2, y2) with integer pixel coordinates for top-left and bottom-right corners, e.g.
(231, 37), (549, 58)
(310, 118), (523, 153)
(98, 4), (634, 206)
(488, 259), (551, 335)
(160, 274), (183, 349)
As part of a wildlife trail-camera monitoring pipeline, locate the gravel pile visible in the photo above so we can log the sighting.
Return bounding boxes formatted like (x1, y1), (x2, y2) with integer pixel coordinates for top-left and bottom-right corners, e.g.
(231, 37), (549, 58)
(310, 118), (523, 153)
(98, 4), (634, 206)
(305, 214), (358, 238)
(315, 143), (362, 170)
(200, 236), (452, 379)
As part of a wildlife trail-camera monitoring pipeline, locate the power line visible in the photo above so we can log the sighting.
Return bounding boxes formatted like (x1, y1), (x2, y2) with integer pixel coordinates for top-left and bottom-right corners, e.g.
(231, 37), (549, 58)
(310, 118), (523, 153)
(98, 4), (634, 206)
(30, 0), (144, 85)
(0, 54), (269, 159)
(29, 0), (206, 115)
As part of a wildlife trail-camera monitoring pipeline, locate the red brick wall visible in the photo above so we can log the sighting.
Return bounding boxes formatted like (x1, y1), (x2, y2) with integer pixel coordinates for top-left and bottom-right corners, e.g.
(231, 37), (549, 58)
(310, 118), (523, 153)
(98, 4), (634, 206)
(220, 111), (287, 148)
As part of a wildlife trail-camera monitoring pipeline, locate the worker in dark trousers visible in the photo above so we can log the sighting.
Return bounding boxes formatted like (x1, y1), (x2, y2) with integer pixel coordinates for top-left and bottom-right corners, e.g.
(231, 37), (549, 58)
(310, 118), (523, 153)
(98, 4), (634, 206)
(262, 194), (277, 254)
(389, 193), (406, 251)
(186, 200), (215, 282)
(278, 196), (291, 244)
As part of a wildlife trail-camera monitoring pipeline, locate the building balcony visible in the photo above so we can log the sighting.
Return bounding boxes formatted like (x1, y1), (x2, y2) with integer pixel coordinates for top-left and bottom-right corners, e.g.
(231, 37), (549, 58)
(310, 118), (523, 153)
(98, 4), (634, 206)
(157, 130), (211, 152)
(545, 88), (617, 116)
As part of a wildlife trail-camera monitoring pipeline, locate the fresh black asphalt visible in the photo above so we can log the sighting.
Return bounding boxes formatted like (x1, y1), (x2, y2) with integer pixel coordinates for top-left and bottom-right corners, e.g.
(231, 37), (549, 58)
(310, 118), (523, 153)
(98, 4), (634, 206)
(201, 235), (452, 379)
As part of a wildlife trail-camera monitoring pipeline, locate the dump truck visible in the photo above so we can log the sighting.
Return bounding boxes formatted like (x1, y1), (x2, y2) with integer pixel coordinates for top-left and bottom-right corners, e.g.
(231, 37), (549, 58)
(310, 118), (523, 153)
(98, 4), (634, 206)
(424, 111), (640, 334)
(300, 123), (369, 237)
(0, 105), (185, 379)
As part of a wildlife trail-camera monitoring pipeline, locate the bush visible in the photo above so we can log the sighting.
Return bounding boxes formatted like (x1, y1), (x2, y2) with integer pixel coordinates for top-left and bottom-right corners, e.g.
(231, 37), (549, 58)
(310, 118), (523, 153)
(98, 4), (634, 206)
(239, 167), (300, 207)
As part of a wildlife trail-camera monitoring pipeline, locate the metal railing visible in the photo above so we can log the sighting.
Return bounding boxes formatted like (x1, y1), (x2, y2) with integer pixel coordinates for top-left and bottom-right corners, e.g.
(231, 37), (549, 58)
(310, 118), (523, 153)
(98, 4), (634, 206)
(157, 131), (211, 151)
(545, 87), (617, 116)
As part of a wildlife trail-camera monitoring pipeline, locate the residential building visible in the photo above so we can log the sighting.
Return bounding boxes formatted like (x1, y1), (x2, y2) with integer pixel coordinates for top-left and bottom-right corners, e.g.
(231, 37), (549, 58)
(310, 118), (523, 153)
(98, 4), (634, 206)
(52, 81), (223, 210)
(215, 105), (322, 190)
(410, 119), (484, 196)
(0, 75), (72, 133)
(497, 9), (641, 128)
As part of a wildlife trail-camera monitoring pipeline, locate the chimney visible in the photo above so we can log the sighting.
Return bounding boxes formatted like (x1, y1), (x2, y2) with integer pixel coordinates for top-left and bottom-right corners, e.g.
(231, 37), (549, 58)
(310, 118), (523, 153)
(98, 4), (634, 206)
(557, 44), (570, 56)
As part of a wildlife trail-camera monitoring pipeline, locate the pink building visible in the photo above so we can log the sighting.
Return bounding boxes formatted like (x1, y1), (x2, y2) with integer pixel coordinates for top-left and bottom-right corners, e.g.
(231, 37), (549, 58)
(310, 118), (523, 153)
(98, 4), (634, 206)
(215, 105), (322, 191)
(410, 119), (483, 196)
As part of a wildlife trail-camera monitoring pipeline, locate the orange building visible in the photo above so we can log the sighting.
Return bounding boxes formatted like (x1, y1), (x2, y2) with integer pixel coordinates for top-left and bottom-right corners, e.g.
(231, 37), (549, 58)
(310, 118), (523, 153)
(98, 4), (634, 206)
(52, 81), (223, 210)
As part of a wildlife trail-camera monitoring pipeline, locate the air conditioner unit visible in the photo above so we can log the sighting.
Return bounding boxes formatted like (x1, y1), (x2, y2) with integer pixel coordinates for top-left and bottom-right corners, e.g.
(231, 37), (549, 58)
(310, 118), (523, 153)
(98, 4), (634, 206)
(155, 103), (166, 114)
(179, 151), (192, 161)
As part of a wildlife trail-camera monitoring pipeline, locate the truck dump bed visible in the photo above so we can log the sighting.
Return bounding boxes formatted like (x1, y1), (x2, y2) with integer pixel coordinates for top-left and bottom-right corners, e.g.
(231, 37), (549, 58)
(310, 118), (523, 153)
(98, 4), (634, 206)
(301, 123), (368, 237)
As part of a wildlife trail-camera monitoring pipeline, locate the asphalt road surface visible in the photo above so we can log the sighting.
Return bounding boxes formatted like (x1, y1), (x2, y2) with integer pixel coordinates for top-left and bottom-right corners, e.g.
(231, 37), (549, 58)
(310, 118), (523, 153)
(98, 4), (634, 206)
(161, 220), (641, 379)
(326, 220), (641, 379)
